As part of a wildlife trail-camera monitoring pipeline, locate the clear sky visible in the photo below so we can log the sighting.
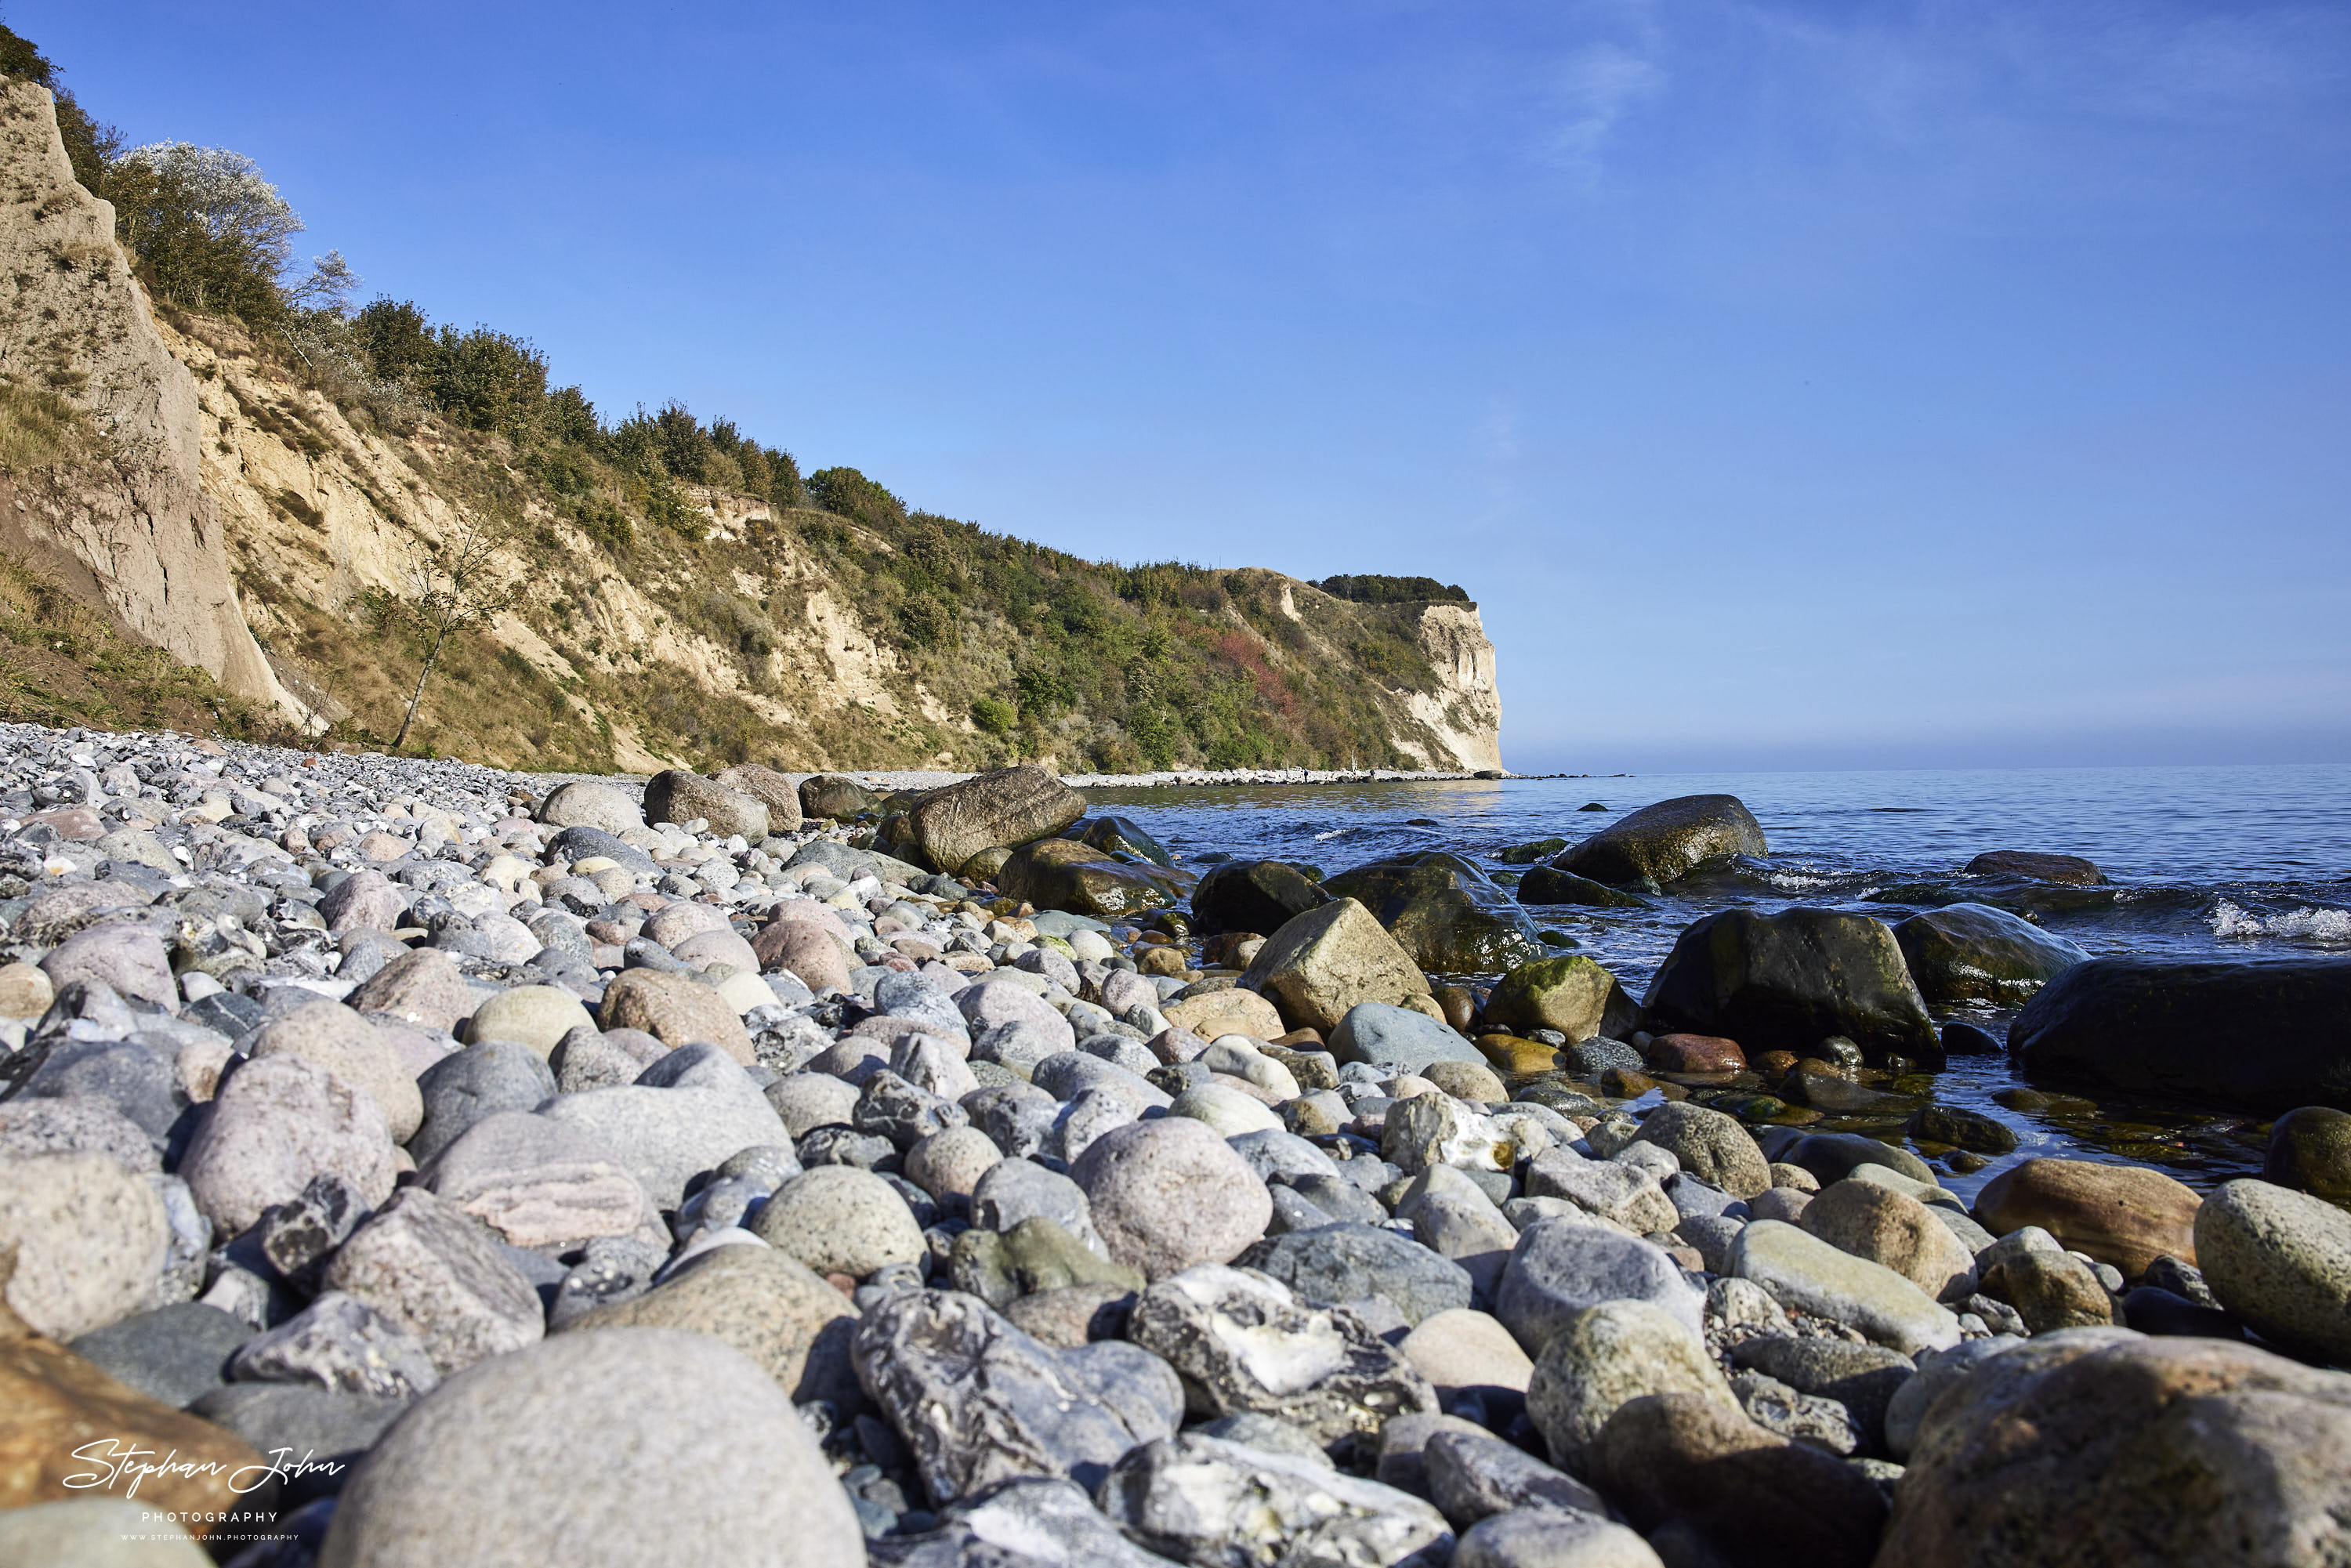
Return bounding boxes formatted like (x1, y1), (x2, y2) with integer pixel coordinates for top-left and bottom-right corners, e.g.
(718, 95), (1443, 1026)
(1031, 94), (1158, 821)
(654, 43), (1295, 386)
(18, 1), (2349, 773)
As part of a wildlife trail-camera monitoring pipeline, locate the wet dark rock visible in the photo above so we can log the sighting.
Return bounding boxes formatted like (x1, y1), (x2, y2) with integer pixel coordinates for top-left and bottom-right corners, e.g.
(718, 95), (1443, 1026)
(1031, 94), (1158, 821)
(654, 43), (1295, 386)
(2265, 1106), (2351, 1202)
(1893, 903), (2088, 1004)
(1322, 852), (1551, 975)
(1552, 795), (1767, 888)
(997, 840), (1190, 922)
(1962, 850), (2107, 885)
(1190, 860), (1332, 939)
(1515, 867), (1651, 909)
(1081, 815), (1174, 869)
(1643, 907), (1942, 1066)
(2009, 958), (2351, 1111)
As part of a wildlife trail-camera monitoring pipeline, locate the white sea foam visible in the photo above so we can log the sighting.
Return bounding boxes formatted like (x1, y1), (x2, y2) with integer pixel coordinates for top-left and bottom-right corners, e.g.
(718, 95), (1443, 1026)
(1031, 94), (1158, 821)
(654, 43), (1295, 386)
(2209, 899), (2351, 943)
(1766, 870), (1834, 890)
(1313, 828), (1348, 842)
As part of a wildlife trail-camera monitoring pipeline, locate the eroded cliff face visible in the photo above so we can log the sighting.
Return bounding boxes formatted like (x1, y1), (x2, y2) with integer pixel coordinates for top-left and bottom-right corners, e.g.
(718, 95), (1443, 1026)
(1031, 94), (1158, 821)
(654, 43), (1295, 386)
(1399, 602), (1503, 772)
(0, 84), (292, 715)
(0, 84), (1505, 772)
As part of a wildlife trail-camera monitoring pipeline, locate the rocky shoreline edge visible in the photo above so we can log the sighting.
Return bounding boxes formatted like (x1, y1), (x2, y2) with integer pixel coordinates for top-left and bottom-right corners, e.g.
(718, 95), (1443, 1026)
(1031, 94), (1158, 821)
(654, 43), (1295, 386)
(0, 722), (2345, 1567)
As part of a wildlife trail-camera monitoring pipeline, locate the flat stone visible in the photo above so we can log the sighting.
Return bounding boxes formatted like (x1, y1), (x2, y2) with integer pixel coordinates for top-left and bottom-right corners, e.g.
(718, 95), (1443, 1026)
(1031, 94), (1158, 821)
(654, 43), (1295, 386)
(541, 1066), (788, 1210)
(1729, 1220), (1962, 1355)
(1329, 1000), (1483, 1074)
(419, 1110), (656, 1251)
(1972, 1157), (2201, 1280)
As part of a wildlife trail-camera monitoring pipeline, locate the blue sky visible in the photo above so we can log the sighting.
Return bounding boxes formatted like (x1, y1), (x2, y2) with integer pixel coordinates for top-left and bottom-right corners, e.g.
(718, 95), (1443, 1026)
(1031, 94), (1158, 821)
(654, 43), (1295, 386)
(20, 1), (2350, 772)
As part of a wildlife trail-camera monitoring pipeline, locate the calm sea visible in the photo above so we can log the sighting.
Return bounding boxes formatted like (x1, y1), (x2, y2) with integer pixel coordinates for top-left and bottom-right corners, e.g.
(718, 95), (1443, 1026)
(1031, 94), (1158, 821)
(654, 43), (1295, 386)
(1087, 764), (2351, 1196)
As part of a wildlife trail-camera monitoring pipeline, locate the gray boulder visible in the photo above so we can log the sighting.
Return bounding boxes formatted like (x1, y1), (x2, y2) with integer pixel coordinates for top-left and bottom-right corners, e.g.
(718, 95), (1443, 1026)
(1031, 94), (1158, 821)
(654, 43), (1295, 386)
(318, 1327), (861, 1566)
(851, 1289), (1180, 1504)
(1099, 1433), (1452, 1568)
(1123, 1265), (1438, 1446)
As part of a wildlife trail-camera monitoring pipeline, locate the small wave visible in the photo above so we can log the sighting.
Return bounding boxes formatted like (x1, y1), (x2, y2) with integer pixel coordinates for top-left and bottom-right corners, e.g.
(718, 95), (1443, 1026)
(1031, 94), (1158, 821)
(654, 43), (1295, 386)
(1766, 870), (1837, 890)
(2210, 898), (2351, 943)
(1313, 828), (1349, 842)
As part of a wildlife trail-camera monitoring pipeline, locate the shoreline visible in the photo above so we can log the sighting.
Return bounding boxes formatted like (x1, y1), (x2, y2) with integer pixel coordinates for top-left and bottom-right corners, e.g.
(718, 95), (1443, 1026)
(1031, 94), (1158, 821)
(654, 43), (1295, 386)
(1, 715), (2344, 1562)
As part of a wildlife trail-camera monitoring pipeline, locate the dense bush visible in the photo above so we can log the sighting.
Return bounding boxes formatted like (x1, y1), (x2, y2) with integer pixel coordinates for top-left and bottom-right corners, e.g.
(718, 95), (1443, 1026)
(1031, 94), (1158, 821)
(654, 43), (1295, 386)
(1316, 574), (1471, 606)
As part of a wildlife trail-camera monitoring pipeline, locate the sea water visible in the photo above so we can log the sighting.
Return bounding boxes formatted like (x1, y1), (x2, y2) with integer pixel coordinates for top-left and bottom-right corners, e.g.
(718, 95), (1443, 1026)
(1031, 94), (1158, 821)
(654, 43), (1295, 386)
(1087, 762), (2351, 1196)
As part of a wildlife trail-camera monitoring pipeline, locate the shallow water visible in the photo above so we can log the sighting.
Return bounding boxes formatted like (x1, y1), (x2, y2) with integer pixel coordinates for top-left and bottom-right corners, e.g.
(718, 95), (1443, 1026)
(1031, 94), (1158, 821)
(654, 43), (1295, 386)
(1088, 763), (2351, 1199)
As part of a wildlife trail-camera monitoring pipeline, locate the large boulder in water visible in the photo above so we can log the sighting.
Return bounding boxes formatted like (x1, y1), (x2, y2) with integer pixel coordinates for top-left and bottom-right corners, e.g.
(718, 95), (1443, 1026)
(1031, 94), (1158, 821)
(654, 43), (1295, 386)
(1078, 815), (1172, 867)
(2008, 958), (2351, 1111)
(1322, 852), (1550, 975)
(1516, 865), (1650, 908)
(1192, 860), (1331, 937)
(1963, 850), (2106, 885)
(1878, 1332), (2351, 1568)
(995, 838), (1191, 920)
(1892, 903), (2088, 1004)
(1643, 907), (1940, 1065)
(904, 765), (1086, 876)
(1552, 795), (1766, 887)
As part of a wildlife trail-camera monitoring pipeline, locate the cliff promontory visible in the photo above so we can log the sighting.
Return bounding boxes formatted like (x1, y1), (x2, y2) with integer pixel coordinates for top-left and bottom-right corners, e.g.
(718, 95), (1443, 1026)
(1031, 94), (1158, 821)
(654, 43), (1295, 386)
(0, 74), (1502, 773)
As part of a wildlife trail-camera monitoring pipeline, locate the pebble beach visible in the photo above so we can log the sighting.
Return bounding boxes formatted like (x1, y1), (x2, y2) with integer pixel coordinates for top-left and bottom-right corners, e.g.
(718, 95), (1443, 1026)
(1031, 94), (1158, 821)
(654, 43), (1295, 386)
(0, 721), (2346, 1567)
